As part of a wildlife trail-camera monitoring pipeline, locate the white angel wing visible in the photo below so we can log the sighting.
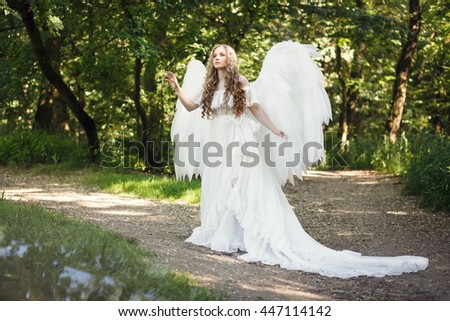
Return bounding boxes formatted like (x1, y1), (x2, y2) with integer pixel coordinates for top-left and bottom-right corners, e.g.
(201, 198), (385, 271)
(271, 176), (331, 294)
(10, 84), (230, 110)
(251, 40), (332, 185)
(170, 60), (207, 180)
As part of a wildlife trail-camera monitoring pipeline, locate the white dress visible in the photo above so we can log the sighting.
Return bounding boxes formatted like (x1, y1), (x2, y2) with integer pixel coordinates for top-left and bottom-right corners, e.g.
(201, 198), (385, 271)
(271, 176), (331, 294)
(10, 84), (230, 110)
(172, 41), (428, 278)
(183, 89), (428, 278)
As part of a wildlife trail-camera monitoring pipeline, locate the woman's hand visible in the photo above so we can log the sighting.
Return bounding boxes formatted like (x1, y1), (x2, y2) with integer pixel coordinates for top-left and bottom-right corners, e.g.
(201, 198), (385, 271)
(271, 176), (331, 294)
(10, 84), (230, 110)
(272, 129), (287, 139)
(165, 71), (180, 92)
(249, 103), (288, 139)
(164, 71), (199, 111)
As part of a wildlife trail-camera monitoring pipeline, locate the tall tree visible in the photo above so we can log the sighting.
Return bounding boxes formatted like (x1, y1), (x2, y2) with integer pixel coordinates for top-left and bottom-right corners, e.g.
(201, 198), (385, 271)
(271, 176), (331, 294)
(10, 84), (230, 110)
(120, 0), (157, 168)
(34, 35), (70, 132)
(335, 42), (350, 148)
(6, 0), (99, 155)
(120, 0), (185, 169)
(345, 0), (366, 138)
(387, 0), (422, 142)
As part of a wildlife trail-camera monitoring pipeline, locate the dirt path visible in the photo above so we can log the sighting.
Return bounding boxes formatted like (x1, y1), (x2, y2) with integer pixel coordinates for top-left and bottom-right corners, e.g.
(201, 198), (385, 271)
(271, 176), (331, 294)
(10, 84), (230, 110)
(1, 169), (449, 300)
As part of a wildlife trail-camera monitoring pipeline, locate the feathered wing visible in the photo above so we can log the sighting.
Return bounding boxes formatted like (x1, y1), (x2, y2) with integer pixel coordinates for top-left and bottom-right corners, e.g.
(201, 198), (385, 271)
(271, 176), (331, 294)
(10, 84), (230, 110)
(251, 40), (332, 185)
(170, 60), (207, 180)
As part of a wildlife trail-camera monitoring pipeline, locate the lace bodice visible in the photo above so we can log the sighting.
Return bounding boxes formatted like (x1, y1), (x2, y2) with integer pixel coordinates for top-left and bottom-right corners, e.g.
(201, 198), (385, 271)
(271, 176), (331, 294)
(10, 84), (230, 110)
(193, 87), (259, 115)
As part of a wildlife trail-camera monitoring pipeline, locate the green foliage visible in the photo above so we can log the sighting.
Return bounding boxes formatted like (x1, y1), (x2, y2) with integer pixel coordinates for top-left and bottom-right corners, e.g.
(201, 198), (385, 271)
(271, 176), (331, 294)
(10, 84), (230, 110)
(2, 0), (449, 166)
(408, 1), (450, 135)
(322, 131), (377, 170)
(0, 200), (218, 300)
(403, 134), (450, 211)
(371, 134), (412, 175)
(326, 132), (417, 175)
(0, 130), (90, 167)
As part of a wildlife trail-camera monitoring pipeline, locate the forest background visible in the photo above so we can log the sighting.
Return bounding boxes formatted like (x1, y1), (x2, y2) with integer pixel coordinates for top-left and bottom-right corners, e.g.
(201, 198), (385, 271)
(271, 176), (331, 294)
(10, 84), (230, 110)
(1, 0), (449, 210)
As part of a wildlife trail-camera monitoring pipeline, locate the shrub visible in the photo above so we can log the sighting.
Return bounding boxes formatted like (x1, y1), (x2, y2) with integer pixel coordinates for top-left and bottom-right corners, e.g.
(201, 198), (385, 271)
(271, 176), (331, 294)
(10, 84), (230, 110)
(323, 132), (410, 173)
(371, 134), (412, 175)
(0, 130), (90, 167)
(403, 134), (450, 211)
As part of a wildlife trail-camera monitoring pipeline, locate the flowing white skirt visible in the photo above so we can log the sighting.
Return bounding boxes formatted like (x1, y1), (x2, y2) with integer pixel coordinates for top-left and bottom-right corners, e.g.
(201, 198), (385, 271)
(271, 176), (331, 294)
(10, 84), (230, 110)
(185, 113), (428, 278)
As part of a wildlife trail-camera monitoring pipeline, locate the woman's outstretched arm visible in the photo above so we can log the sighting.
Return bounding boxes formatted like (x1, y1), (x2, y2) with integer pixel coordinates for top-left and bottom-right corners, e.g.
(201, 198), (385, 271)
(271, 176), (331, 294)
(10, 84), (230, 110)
(239, 75), (286, 138)
(239, 75), (286, 137)
(249, 103), (286, 138)
(165, 71), (199, 111)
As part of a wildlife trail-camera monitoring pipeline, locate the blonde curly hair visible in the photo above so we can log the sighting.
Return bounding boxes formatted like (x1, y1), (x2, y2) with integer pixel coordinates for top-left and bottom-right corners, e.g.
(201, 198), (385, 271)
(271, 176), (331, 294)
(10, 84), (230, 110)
(201, 44), (246, 119)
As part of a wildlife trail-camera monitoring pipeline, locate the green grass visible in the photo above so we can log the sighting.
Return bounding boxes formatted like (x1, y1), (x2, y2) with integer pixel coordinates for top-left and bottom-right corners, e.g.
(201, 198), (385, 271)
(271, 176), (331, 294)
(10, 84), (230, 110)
(78, 168), (201, 204)
(0, 200), (219, 300)
(322, 133), (412, 174)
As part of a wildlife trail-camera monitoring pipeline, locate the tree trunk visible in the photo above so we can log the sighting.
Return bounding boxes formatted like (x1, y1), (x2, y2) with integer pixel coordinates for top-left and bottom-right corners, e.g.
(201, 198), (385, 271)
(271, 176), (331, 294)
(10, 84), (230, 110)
(144, 24), (168, 169)
(133, 57), (159, 168)
(133, 57), (148, 141)
(7, 0), (99, 156)
(122, 0), (163, 169)
(434, 117), (442, 134)
(34, 37), (70, 132)
(345, 43), (365, 134)
(447, 106), (450, 136)
(387, 0), (421, 142)
(335, 44), (349, 150)
(35, 81), (54, 131)
(144, 63), (165, 166)
(350, 0), (366, 135)
(35, 80), (69, 132)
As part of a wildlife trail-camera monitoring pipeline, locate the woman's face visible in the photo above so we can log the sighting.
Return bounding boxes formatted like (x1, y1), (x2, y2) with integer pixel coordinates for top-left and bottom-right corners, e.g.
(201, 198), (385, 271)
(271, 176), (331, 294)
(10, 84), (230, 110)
(212, 46), (228, 70)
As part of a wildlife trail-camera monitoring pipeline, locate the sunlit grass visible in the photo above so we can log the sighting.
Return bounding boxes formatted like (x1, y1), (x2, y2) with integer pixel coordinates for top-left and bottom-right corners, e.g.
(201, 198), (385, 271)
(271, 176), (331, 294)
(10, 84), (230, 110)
(78, 169), (201, 204)
(0, 200), (219, 300)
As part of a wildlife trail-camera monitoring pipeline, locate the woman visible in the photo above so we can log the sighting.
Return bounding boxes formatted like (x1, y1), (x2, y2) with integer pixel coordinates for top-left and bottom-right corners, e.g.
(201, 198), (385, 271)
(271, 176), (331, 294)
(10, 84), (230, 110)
(166, 43), (428, 278)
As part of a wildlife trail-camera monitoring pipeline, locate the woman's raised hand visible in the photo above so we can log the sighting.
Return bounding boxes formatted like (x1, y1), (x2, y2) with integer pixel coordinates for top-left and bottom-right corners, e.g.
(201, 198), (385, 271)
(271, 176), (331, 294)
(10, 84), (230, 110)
(165, 71), (180, 92)
(165, 71), (198, 111)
